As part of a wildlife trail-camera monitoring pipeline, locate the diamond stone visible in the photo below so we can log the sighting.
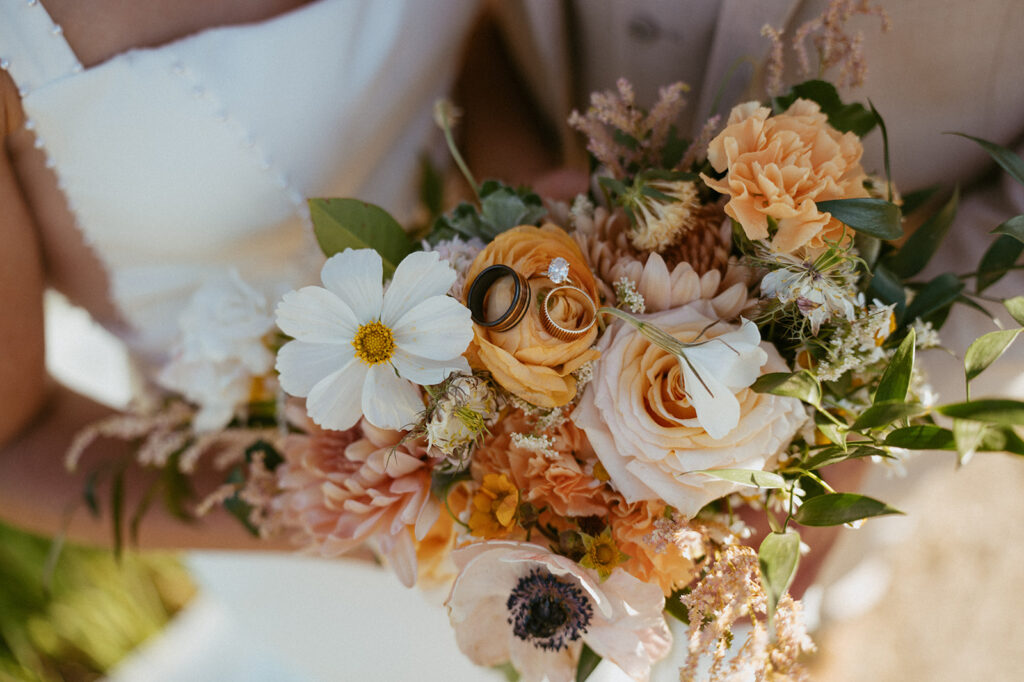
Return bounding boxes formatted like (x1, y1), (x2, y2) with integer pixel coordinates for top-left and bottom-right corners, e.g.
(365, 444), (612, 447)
(547, 257), (570, 284)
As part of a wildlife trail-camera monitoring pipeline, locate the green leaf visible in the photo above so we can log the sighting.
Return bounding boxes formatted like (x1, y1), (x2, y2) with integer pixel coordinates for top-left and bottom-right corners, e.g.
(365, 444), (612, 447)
(111, 467), (126, 559)
(793, 493), (903, 527)
(850, 401), (928, 431)
(950, 133), (1024, 187)
(494, 663), (520, 682)
(758, 530), (801, 626)
(903, 273), (964, 326)
(874, 328), (916, 403)
(866, 262), (906, 319)
(965, 329), (1022, 382)
(222, 467), (259, 537)
(976, 234), (1024, 294)
(991, 214), (1024, 244)
(884, 187), (958, 278)
(800, 445), (889, 471)
(953, 418), (988, 466)
(981, 426), (1024, 456)
(869, 101), (892, 201)
(937, 399), (1024, 426)
(885, 425), (955, 450)
(816, 198), (902, 240)
(665, 589), (690, 624)
(1006, 296), (1024, 326)
(773, 80), (876, 136)
(576, 644), (602, 682)
(814, 411), (847, 450)
(751, 370), (822, 406)
(129, 475), (162, 548)
(691, 468), (787, 489)
(310, 198), (415, 279)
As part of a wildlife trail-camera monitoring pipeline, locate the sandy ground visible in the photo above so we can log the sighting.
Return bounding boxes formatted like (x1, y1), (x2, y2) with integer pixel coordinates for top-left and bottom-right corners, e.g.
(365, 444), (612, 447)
(808, 452), (1024, 681)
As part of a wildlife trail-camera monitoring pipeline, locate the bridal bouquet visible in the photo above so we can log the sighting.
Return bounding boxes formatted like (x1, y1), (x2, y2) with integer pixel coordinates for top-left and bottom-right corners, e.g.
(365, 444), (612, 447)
(67, 9), (1024, 682)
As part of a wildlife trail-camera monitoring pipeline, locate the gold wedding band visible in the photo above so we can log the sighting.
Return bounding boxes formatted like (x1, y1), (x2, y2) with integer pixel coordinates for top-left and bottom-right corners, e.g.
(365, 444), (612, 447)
(541, 284), (597, 341)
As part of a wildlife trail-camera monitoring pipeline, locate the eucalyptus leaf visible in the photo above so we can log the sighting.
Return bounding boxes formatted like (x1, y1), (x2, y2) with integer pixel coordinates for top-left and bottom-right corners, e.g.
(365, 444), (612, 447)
(950, 133), (1024, 187)
(814, 411), (847, 449)
(850, 401), (928, 431)
(884, 187), (958, 278)
(981, 426), (1024, 456)
(874, 328), (916, 403)
(758, 530), (801, 626)
(817, 198), (902, 240)
(800, 445), (890, 471)
(310, 198), (414, 279)
(903, 273), (964, 326)
(751, 371), (822, 406)
(991, 214), (1024, 244)
(793, 493), (903, 527)
(937, 399), (1024, 426)
(665, 589), (690, 623)
(1006, 296), (1024, 326)
(692, 468), (787, 489)
(884, 425), (955, 450)
(976, 234), (1024, 294)
(964, 329), (1022, 382)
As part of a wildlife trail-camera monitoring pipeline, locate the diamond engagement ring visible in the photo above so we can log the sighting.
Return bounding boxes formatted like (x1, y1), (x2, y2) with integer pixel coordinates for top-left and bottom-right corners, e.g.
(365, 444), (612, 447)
(540, 258), (597, 341)
(467, 264), (531, 332)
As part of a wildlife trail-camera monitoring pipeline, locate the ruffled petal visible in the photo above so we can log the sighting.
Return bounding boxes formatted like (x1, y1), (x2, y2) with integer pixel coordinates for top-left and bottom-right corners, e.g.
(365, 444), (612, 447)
(276, 340), (355, 396)
(304, 359), (368, 431)
(380, 251), (457, 326)
(319, 249), (383, 322)
(392, 295), (474, 360)
(361, 364), (424, 429)
(275, 286), (358, 343)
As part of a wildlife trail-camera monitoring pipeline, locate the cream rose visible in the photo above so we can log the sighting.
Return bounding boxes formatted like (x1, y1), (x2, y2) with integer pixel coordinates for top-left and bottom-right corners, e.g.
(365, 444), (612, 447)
(702, 99), (869, 254)
(463, 224), (600, 407)
(572, 301), (806, 518)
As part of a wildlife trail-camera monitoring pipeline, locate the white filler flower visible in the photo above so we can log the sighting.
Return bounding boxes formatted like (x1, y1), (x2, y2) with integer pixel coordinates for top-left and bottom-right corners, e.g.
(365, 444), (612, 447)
(275, 249), (473, 430)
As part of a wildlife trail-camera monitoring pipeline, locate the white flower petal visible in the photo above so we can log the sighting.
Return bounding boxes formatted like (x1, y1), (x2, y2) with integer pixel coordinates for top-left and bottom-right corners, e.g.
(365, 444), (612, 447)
(305, 359), (368, 431)
(392, 295), (473, 360)
(276, 340), (355, 396)
(678, 353), (741, 440)
(361, 364), (424, 429)
(392, 349), (470, 386)
(275, 286), (358, 343)
(380, 251), (457, 325)
(319, 249), (383, 322)
(683, 319), (766, 391)
(508, 635), (577, 682)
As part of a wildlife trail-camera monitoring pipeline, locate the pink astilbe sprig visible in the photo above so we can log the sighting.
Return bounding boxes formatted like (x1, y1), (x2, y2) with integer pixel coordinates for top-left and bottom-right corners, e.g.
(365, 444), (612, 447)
(679, 545), (815, 681)
(791, 0), (891, 90)
(568, 79), (689, 178)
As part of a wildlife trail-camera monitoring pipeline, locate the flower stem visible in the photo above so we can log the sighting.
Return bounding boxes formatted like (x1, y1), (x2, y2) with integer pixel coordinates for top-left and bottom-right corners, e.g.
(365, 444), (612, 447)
(433, 99), (480, 200)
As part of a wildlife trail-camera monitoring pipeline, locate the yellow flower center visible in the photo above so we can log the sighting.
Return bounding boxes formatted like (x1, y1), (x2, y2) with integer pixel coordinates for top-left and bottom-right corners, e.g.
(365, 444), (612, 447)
(352, 320), (396, 366)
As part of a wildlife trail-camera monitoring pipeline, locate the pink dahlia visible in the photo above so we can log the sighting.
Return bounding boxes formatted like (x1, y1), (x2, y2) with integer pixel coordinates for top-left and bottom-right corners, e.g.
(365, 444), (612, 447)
(274, 416), (439, 587)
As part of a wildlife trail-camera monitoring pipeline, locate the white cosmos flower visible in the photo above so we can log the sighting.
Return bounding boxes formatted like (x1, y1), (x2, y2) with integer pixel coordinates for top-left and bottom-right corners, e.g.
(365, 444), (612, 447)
(275, 249), (474, 431)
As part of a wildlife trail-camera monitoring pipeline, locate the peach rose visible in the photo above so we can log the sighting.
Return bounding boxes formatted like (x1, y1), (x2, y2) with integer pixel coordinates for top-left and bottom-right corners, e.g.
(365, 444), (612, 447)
(463, 225), (600, 407)
(573, 300), (806, 518)
(702, 99), (869, 253)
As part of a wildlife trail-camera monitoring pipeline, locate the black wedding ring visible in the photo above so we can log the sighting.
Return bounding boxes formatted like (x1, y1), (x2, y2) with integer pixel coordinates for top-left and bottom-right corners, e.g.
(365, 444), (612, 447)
(466, 264), (531, 332)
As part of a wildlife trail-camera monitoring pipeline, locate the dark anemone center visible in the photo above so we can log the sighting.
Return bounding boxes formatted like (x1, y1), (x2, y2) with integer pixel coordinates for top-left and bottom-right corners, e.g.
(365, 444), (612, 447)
(506, 568), (593, 651)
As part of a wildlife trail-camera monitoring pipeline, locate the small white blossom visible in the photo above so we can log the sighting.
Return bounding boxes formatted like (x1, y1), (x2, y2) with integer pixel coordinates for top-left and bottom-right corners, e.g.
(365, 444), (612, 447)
(157, 271), (275, 432)
(613, 277), (646, 313)
(425, 374), (498, 459)
(759, 246), (860, 335)
(510, 433), (559, 460)
(911, 318), (941, 348)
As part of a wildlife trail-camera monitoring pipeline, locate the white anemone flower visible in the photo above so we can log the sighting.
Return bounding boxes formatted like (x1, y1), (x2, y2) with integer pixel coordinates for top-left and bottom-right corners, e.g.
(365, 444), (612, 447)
(446, 541), (671, 682)
(275, 249), (474, 431)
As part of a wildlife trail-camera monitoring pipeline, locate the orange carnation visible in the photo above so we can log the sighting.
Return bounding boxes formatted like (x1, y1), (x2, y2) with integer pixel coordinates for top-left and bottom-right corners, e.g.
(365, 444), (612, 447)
(463, 224), (600, 407)
(702, 99), (869, 253)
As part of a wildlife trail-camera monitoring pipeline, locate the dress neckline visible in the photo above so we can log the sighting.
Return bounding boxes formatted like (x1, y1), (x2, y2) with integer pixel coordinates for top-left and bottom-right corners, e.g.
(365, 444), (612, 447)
(34, 0), (331, 76)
